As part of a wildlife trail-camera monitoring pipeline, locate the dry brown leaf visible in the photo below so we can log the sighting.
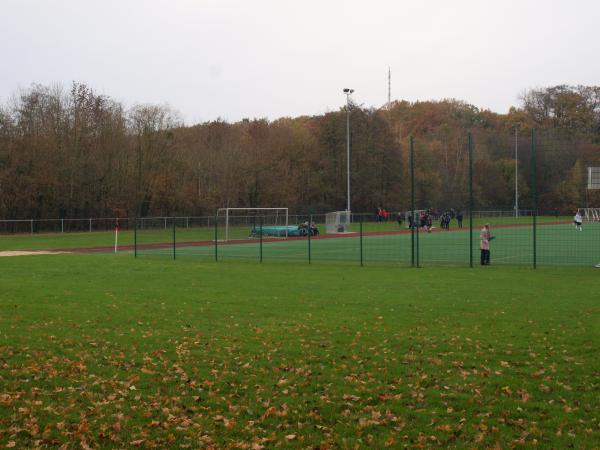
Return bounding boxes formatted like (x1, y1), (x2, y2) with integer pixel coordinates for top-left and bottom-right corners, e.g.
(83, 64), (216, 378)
(384, 434), (395, 447)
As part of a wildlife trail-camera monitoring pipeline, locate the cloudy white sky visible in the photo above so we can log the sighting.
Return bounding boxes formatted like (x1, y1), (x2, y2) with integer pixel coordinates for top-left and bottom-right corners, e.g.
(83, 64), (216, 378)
(1, 0), (598, 123)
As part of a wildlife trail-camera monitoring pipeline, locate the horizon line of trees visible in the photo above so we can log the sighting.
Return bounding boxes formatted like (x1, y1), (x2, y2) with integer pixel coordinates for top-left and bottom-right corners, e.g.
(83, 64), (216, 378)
(1, 82), (599, 220)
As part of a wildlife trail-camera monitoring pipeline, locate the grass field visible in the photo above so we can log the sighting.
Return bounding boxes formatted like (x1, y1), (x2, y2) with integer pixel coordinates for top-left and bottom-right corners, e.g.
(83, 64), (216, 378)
(1, 253), (599, 448)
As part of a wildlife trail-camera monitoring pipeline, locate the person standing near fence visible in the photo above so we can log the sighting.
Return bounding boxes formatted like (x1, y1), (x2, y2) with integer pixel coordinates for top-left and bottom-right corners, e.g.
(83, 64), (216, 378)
(480, 223), (493, 265)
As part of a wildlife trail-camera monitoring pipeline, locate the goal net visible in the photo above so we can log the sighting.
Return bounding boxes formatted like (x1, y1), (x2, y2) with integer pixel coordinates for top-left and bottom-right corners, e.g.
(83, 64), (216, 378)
(402, 209), (426, 226)
(579, 208), (600, 222)
(216, 208), (289, 241)
(325, 211), (351, 234)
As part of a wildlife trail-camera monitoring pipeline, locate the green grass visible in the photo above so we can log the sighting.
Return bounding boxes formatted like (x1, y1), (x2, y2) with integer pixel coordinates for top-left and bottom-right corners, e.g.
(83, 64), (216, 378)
(0, 228), (210, 252)
(1, 254), (599, 448)
(350, 215), (568, 233)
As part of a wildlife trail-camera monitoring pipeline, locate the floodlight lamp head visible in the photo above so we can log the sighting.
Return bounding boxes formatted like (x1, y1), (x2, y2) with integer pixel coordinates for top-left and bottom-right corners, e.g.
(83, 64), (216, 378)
(343, 88), (350, 93)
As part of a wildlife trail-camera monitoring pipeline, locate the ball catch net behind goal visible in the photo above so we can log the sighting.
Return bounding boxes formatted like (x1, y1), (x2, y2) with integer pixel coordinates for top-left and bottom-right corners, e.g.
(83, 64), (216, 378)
(216, 208), (289, 241)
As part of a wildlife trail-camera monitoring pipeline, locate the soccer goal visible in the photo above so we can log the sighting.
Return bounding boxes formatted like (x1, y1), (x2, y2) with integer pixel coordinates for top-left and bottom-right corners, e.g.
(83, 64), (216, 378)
(217, 208), (289, 241)
(402, 209), (426, 226)
(579, 208), (600, 222)
(325, 211), (351, 234)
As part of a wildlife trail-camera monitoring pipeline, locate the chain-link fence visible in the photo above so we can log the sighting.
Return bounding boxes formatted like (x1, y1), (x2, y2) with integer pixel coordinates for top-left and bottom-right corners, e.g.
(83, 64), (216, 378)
(3, 130), (599, 267)
(133, 130), (600, 267)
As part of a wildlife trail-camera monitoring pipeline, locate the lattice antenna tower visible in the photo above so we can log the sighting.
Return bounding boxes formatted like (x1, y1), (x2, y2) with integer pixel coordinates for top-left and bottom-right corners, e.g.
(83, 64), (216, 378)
(387, 67), (391, 109)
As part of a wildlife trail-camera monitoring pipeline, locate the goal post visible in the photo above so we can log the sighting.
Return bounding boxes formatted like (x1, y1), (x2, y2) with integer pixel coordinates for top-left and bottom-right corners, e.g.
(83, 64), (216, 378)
(216, 208), (289, 241)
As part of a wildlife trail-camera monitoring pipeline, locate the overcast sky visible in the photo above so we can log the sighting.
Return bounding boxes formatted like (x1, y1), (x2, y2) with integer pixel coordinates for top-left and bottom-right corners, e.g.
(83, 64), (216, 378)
(2, 0), (598, 124)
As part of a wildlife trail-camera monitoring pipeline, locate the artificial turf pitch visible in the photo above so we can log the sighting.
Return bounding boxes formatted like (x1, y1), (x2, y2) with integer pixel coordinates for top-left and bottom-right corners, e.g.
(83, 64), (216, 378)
(1, 253), (599, 448)
(136, 222), (600, 268)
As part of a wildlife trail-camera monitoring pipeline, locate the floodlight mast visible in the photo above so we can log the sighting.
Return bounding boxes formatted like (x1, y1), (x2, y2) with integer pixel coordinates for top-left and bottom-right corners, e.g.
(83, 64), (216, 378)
(514, 125), (519, 218)
(343, 88), (354, 222)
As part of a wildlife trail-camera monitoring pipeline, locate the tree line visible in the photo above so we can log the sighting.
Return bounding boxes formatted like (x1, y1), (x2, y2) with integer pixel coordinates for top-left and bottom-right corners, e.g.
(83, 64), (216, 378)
(1, 82), (599, 220)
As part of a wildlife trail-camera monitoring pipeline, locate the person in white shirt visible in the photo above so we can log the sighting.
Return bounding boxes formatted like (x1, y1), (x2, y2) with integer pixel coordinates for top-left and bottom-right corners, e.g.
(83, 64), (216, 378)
(574, 211), (583, 231)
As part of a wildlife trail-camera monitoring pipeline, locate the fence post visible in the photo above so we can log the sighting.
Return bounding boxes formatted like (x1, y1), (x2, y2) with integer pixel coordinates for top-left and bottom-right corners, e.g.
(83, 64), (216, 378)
(308, 215), (312, 264)
(468, 132), (473, 268)
(186, 216), (189, 229)
(61, 218), (64, 233)
(416, 213), (420, 268)
(173, 218), (176, 260)
(360, 219), (363, 267)
(30, 219), (34, 234)
(164, 217), (167, 230)
(410, 136), (415, 267)
(259, 215), (263, 263)
(214, 212), (218, 262)
(134, 218), (137, 259)
(89, 218), (92, 232)
(531, 128), (537, 269)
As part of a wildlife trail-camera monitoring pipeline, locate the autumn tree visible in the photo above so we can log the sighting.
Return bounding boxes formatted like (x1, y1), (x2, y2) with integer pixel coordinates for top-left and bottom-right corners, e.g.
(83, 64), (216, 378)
(1, 82), (600, 221)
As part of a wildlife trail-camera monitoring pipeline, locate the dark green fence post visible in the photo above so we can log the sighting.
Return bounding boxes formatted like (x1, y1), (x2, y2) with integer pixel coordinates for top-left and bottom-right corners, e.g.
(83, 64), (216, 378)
(416, 215), (420, 268)
(214, 212), (218, 262)
(259, 215), (263, 263)
(468, 132), (473, 268)
(410, 136), (415, 267)
(532, 129), (537, 269)
(134, 217), (137, 258)
(308, 215), (312, 264)
(173, 218), (176, 260)
(360, 219), (363, 267)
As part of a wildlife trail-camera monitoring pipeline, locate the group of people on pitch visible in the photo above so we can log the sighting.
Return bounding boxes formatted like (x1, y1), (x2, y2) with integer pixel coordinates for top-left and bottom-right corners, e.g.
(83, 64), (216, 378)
(402, 208), (464, 232)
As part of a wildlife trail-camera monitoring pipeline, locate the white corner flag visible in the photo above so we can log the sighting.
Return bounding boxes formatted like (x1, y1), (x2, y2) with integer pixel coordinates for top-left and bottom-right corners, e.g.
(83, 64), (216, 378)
(114, 220), (120, 253)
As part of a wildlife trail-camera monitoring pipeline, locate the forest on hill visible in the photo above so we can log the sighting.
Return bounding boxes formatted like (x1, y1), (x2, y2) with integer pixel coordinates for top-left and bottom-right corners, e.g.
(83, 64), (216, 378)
(1, 83), (599, 220)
